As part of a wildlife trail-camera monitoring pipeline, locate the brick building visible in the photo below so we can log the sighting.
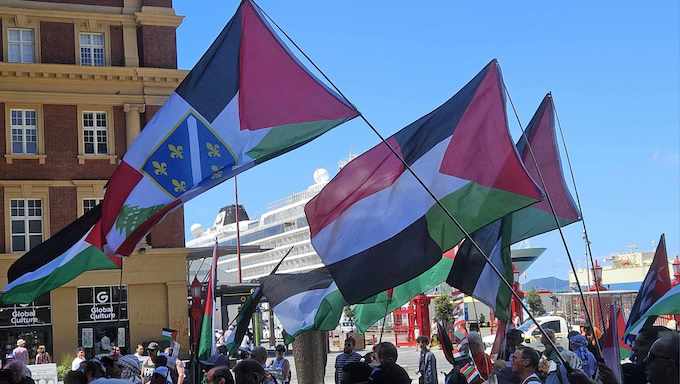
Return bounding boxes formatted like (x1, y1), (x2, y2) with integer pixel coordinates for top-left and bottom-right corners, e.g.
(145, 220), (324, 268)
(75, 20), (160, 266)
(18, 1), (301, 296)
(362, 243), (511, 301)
(0, 0), (190, 362)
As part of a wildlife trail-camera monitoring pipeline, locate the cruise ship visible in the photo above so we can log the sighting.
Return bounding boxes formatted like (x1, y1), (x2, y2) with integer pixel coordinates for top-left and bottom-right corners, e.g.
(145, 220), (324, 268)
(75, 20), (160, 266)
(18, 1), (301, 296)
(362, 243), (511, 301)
(187, 165), (548, 285)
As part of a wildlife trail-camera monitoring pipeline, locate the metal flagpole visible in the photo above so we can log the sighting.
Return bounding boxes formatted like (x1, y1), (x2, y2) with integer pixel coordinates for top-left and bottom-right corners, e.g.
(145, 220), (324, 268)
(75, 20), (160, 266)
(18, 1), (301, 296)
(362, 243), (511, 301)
(504, 89), (603, 357)
(378, 290), (392, 343)
(235, 176), (243, 283)
(250, 0), (568, 365)
(553, 96), (608, 335)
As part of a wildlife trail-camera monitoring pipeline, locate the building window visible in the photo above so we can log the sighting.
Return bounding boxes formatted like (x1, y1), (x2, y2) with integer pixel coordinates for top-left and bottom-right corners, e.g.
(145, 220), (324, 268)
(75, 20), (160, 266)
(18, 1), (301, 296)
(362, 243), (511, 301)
(83, 198), (103, 213)
(7, 28), (34, 63)
(10, 109), (37, 154)
(80, 32), (105, 66)
(83, 112), (108, 154)
(10, 199), (43, 252)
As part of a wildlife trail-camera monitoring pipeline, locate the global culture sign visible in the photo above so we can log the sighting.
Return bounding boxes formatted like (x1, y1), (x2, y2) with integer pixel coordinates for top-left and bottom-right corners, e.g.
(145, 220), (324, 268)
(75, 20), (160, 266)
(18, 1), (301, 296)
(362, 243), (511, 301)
(77, 286), (128, 323)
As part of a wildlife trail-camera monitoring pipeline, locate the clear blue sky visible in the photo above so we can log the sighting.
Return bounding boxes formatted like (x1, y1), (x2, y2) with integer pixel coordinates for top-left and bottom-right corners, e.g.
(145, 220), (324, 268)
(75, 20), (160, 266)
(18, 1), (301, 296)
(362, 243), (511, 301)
(175, 1), (679, 281)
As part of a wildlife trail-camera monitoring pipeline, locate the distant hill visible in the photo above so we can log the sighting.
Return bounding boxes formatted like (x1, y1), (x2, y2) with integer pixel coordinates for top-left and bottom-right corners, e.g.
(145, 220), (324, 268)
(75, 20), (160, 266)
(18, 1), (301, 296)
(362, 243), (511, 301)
(523, 277), (570, 292)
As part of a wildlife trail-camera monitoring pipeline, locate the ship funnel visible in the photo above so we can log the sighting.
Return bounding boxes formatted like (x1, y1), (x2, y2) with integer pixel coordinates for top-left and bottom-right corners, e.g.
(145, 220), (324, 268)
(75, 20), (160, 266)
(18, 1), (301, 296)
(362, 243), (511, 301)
(220, 204), (250, 225)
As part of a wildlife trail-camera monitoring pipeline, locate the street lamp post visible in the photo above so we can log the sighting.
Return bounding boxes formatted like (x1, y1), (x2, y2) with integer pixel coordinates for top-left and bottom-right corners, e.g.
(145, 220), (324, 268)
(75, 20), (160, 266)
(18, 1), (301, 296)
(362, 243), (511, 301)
(590, 260), (606, 292)
(511, 266), (524, 325)
(672, 256), (680, 287)
(189, 277), (204, 384)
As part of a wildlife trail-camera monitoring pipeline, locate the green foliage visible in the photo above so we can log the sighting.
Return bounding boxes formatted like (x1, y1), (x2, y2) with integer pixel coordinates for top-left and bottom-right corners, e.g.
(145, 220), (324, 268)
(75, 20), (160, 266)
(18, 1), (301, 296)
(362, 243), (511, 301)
(57, 355), (72, 380)
(433, 294), (455, 324)
(526, 290), (546, 316)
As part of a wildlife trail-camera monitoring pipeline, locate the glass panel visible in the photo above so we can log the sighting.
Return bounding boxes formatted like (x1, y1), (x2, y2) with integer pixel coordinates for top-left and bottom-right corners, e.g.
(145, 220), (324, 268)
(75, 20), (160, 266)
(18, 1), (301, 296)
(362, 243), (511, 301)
(29, 220), (42, 233)
(34, 293), (50, 307)
(21, 29), (34, 42)
(25, 141), (36, 154)
(21, 46), (34, 63)
(80, 33), (90, 45)
(29, 235), (42, 250)
(12, 141), (24, 154)
(81, 48), (92, 66)
(8, 43), (20, 63)
(94, 48), (105, 66)
(97, 143), (108, 154)
(92, 34), (104, 46)
(8, 29), (20, 41)
(11, 220), (25, 234)
(78, 287), (93, 304)
(12, 236), (25, 252)
(25, 111), (36, 125)
(83, 113), (94, 127)
(11, 110), (21, 125)
(85, 143), (95, 154)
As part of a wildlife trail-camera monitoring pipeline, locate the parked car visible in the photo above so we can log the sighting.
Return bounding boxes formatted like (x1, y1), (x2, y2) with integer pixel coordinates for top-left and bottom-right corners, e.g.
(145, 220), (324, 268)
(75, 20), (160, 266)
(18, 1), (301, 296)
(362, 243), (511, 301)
(483, 315), (578, 353)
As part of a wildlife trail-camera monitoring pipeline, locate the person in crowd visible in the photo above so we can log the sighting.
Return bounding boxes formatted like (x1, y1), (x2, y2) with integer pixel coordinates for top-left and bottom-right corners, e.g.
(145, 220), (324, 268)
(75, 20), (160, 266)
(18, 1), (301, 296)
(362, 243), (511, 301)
(541, 329), (581, 370)
(141, 342), (160, 384)
(596, 362), (619, 384)
(134, 345), (146, 363)
(266, 345), (290, 384)
(34, 345), (51, 365)
(467, 332), (493, 381)
(568, 334), (597, 378)
(12, 340), (28, 366)
(342, 361), (373, 384)
(368, 342), (410, 384)
(501, 329), (525, 362)
(362, 352), (375, 366)
(73, 348), (87, 371)
(416, 336), (437, 384)
(111, 346), (122, 360)
(118, 355), (142, 384)
(206, 366), (234, 384)
(239, 331), (255, 360)
(160, 347), (179, 384)
(251, 347), (275, 384)
(511, 347), (541, 384)
(233, 359), (266, 384)
(4, 361), (34, 384)
(81, 361), (105, 383)
(621, 325), (672, 384)
(645, 332), (679, 384)
(335, 337), (362, 384)
(64, 370), (87, 384)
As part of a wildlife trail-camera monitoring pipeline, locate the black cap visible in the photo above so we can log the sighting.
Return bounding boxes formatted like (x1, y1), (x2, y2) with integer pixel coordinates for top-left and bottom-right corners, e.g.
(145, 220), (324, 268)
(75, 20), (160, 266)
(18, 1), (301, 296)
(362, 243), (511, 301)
(147, 342), (159, 350)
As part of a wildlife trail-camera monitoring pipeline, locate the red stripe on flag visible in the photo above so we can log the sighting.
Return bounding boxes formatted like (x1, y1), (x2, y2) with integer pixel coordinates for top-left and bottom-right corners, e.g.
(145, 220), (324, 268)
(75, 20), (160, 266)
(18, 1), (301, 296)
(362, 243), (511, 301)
(520, 96), (579, 220)
(114, 200), (182, 256)
(100, 161), (144, 242)
(305, 137), (404, 237)
(238, 1), (357, 131)
(439, 63), (542, 200)
(85, 221), (122, 267)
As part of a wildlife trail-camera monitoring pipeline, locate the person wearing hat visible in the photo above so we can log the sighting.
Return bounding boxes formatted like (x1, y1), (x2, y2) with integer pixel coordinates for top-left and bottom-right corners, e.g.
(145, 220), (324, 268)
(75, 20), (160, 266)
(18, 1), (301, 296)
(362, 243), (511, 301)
(12, 340), (29, 366)
(118, 354), (143, 384)
(141, 342), (160, 384)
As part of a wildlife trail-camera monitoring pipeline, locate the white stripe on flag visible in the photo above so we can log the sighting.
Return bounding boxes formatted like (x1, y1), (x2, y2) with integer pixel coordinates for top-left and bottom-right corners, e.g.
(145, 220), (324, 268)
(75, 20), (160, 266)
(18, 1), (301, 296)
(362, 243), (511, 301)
(187, 115), (203, 184)
(311, 136), (467, 265)
(272, 283), (337, 335)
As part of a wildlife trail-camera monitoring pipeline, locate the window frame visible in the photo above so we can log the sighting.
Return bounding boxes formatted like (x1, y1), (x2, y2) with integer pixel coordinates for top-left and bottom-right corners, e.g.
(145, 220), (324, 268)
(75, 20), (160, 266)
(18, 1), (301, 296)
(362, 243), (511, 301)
(4, 104), (46, 164)
(82, 110), (109, 155)
(2, 184), (50, 255)
(82, 198), (103, 215)
(78, 31), (106, 67)
(6, 27), (35, 64)
(2, 18), (41, 64)
(74, 22), (111, 67)
(75, 181), (107, 217)
(77, 105), (116, 164)
(9, 108), (38, 155)
(9, 198), (44, 253)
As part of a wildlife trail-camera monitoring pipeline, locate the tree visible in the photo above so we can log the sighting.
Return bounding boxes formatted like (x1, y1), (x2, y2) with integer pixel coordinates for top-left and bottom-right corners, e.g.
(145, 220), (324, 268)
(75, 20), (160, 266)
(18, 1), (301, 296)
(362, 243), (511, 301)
(433, 294), (455, 324)
(526, 290), (546, 316)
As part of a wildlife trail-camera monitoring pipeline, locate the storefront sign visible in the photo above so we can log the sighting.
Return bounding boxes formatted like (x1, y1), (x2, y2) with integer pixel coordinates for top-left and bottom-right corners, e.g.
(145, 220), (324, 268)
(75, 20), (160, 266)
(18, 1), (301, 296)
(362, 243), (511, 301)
(27, 363), (58, 384)
(0, 297), (51, 328)
(77, 286), (127, 323)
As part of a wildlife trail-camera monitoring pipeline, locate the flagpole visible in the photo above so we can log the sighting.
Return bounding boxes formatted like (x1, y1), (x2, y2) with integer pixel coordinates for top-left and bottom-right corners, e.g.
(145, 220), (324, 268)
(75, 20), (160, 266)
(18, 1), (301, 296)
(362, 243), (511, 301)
(378, 292), (391, 343)
(116, 257), (124, 346)
(553, 97), (608, 334)
(503, 89), (603, 357)
(235, 176), (243, 283)
(250, 0), (568, 366)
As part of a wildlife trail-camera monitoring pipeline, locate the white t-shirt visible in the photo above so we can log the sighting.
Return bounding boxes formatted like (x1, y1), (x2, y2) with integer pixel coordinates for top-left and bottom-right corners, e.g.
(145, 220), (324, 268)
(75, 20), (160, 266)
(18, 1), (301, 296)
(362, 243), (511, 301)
(72, 357), (86, 371)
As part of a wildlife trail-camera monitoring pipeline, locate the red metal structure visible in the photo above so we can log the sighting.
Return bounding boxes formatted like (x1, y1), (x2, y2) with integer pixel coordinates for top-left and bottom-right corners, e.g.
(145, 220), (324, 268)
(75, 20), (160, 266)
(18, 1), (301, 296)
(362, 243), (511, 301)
(413, 294), (432, 340)
(672, 256), (680, 287)
(393, 301), (417, 347)
(511, 266), (524, 325)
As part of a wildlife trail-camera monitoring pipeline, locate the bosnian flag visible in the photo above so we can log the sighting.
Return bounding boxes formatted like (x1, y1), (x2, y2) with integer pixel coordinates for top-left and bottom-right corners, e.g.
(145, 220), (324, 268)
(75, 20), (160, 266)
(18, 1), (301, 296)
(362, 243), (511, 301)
(625, 234), (671, 341)
(305, 60), (542, 304)
(96, 0), (358, 257)
(260, 267), (345, 337)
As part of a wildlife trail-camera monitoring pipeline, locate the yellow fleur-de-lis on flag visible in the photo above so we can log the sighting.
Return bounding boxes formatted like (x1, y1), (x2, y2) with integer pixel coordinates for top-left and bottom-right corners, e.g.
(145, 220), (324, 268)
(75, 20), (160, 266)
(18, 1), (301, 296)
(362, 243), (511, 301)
(211, 165), (223, 180)
(152, 161), (167, 175)
(206, 142), (221, 158)
(168, 144), (184, 159)
(172, 179), (187, 193)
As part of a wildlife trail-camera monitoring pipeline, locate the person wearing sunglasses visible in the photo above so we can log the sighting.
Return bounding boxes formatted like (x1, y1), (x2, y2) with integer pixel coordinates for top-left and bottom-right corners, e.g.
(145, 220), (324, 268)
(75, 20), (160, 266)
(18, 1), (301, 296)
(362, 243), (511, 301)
(645, 332), (679, 384)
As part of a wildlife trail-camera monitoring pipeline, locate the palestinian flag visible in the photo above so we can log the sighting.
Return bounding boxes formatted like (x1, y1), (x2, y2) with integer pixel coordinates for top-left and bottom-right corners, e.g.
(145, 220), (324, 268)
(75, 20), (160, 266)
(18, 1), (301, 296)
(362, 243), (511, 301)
(197, 242), (219, 361)
(1, 206), (119, 304)
(354, 248), (457, 332)
(225, 286), (263, 355)
(447, 94), (580, 321)
(602, 304), (623, 383)
(460, 362), (483, 384)
(260, 267), (345, 337)
(625, 234), (671, 340)
(305, 60), (543, 304)
(161, 328), (178, 343)
(626, 283), (680, 338)
(97, 0), (357, 258)
(616, 308), (631, 359)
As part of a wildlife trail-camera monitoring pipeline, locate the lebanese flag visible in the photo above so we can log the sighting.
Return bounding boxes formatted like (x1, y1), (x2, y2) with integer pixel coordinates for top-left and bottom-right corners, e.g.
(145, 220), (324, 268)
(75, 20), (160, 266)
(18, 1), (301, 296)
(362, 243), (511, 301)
(305, 60), (542, 304)
(625, 234), (671, 340)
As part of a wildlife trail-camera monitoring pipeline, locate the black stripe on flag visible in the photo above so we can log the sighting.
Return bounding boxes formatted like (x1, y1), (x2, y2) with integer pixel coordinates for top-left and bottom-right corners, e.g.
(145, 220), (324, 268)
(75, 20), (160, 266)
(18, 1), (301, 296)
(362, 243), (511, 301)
(447, 220), (502, 295)
(259, 267), (334, 307)
(328, 216), (442, 304)
(175, 3), (242, 122)
(7, 205), (101, 284)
